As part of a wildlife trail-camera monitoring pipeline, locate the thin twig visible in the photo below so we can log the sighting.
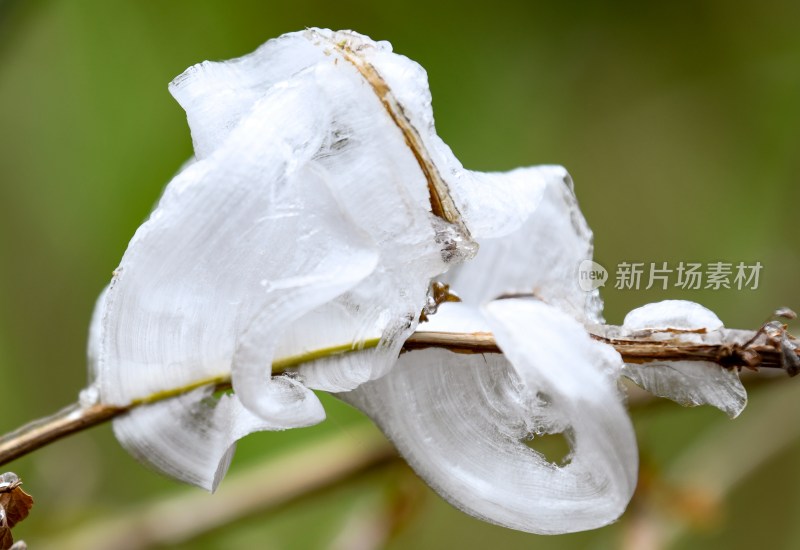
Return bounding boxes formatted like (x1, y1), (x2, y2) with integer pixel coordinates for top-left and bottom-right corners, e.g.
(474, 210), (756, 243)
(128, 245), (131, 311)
(0, 402), (126, 466)
(0, 325), (796, 467)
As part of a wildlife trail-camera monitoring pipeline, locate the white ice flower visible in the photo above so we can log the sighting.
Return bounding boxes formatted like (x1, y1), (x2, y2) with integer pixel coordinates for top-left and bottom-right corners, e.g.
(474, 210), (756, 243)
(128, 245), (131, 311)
(85, 28), (744, 534)
(87, 29), (548, 492)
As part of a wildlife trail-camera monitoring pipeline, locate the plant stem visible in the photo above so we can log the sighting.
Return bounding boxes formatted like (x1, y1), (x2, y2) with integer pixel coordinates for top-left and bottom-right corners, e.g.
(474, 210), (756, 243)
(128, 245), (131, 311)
(0, 325), (796, 467)
(327, 33), (467, 235)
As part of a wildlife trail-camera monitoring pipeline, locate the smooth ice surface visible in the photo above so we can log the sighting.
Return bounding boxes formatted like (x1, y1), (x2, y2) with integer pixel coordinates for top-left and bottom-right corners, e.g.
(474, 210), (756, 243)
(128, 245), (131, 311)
(340, 299), (637, 533)
(621, 300), (746, 417)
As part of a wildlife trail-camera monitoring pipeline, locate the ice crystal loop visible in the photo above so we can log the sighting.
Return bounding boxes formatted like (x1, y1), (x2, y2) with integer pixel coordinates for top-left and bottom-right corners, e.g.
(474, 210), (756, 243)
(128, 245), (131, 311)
(77, 28), (779, 534)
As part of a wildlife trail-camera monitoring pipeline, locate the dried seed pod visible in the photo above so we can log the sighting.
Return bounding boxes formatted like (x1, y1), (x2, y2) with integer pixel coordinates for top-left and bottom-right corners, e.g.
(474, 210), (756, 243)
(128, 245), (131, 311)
(0, 473), (33, 550)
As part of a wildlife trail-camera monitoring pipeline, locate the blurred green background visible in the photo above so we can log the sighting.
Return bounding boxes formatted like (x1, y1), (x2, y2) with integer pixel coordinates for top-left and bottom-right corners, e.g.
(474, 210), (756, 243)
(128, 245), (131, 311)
(1, 1), (799, 548)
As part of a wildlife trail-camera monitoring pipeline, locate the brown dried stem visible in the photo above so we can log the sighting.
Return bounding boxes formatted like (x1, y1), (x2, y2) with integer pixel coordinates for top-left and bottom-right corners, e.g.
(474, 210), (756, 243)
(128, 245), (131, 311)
(0, 325), (796, 468)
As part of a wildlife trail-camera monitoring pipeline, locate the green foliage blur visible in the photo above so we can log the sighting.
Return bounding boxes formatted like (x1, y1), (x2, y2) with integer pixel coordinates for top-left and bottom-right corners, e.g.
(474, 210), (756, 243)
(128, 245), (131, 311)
(1, 1), (798, 548)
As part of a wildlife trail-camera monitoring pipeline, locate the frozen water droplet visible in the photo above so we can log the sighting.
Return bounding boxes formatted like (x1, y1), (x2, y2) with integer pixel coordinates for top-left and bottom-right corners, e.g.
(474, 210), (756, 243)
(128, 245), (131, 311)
(79, 385), (100, 407)
(433, 218), (477, 264)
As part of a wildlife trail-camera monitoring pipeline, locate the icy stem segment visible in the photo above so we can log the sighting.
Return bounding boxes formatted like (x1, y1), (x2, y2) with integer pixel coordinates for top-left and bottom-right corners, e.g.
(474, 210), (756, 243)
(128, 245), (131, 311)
(443, 168), (603, 324)
(620, 300), (747, 418)
(340, 299), (637, 534)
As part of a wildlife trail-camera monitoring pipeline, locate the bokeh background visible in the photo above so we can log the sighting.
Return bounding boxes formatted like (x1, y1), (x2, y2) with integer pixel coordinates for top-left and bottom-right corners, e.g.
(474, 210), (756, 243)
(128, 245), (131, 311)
(1, 1), (798, 548)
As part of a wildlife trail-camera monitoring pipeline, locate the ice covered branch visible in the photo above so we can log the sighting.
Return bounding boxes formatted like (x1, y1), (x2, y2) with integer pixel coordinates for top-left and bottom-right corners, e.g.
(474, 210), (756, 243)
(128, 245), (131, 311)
(0, 321), (795, 468)
(409, 325), (797, 371)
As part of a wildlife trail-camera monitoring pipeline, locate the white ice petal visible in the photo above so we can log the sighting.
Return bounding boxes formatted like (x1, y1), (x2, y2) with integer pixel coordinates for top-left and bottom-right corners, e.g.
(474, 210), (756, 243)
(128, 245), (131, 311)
(620, 300), (745, 416)
(443, 169), (603, 324)
(445, 165), (550, 240)
(96, 68), (377, 409)
(169, 31), (330, 158)
(113, 388), (323, 491)
(623, 299), (724, 332)
(340, 299), (637, 534)
(230, 218), (377, 420)
(356, 36), (548, 242)
(622, 361), (746, 418)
